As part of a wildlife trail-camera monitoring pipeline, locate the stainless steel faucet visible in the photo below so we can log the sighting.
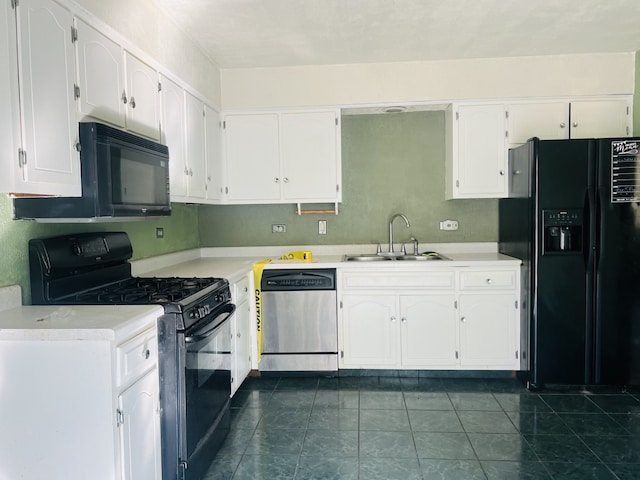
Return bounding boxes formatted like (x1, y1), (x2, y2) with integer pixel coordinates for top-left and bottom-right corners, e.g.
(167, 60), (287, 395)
(410, 236), (419, 255)
(388, 213), (410, 253)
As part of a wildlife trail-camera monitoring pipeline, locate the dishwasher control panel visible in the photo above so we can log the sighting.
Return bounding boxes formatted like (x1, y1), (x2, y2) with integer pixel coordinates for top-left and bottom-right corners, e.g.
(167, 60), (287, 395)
(261, 269), (336, 290)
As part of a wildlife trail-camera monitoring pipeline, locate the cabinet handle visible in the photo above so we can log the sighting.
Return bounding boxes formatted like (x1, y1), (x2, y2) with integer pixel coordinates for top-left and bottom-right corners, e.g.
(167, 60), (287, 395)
(189, 168), (193, 176)
(144, 348), (150, 359)
(274, 177), (280, 183)
(129, 96), (136, 109)
(121, 91), (128, 104)
(401, 317), (407, 323)
(184, 167), (189, 175)
(560, 122), (566, 128)
(243, 287), (248, 293)
(499, 170), (505, 176)
(573, 122), (578, 128)
(460, 317), (466, 323)
(237, 332), (241, 338)
(391, 316), (397, 323)
(486, 278), (493, 284)
(283, 177), (289, 183)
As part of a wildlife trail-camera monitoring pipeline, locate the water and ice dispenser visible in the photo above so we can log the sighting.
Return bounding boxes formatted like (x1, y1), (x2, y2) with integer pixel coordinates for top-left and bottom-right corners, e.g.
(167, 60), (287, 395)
(543, 209), (583, 254)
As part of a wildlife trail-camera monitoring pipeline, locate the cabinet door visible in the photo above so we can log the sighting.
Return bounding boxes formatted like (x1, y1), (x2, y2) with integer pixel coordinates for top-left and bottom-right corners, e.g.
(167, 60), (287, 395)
(124, 52), (160, 140)
(118, 369), (162, 480)
(231, 298), (252, 395)
(341, 295), (398, 367)
(224, 113), (280, 201)
(280, 111), (339, 201)
(507, 102), (569, 145)
(160, 75), (187, 198)
(16, 0), (80, 196)
(204, 104), (223, 202)
(75, 18), (125, 127)
(400, 295), (457, 367)
(455, 104), (507, 198)
(569, 99), (631, 139)
(0, 0), (18, 194)
(184, 92), (206, 199)
(458, 293), (518, 368)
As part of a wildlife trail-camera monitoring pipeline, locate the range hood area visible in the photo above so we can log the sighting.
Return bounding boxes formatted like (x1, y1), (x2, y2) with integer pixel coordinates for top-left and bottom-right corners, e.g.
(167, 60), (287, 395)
(13, 123), (172, 223)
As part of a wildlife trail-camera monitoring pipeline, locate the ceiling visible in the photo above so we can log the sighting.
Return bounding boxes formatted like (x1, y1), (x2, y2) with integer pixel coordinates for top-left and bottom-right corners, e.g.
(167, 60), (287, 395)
(153, 0), (640, 69)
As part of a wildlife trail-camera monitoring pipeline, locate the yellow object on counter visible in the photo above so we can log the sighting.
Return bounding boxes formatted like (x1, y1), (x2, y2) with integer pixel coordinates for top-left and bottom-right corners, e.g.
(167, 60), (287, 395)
(252, 259), (272, 362)
(279, 250), (313, 261)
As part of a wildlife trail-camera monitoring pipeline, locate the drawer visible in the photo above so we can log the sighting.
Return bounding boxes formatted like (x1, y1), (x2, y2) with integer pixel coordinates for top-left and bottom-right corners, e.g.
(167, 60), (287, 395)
(117, 328), (157, 387)
(342, 271), (455, 291)
(459, 270), (516, 290)
(233, 275), (250, 303)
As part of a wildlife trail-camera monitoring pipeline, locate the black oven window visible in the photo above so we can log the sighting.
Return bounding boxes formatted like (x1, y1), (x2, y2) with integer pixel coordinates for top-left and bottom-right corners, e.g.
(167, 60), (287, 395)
(184, 320), (231, 456)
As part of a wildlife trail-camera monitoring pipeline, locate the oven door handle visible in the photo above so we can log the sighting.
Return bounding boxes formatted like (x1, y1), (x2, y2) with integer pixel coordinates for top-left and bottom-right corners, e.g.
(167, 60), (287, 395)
(184, 303), (236, 344)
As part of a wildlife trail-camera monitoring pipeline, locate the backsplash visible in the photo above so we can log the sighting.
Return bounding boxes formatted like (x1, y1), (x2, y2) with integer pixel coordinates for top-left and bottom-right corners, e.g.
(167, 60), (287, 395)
(198, 110), (498, 247)
(0, 197), (198, 303)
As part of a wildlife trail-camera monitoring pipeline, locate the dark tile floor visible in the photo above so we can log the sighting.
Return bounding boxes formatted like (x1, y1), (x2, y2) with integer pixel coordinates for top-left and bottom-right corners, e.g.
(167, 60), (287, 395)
(203, 376), (640, 479)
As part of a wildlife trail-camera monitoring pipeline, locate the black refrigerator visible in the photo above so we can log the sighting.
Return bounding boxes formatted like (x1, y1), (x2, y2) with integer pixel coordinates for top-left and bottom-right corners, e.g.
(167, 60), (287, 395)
(499, 137), (640, 389)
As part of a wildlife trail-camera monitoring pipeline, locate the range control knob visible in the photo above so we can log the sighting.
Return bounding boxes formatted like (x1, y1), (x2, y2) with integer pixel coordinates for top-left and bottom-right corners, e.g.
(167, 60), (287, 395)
(71, 243), (82, 256)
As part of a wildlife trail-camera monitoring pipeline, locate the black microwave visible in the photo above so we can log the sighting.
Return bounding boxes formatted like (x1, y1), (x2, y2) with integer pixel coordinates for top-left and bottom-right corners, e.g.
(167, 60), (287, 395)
(14, 122), (171, 221)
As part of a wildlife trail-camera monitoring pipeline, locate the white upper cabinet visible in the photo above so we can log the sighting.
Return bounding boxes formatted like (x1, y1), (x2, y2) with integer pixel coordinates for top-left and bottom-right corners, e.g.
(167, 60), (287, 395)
(569, 98), (631, 139)
(184, 92), (207, 199)
(74, 18), (125, 127)
(448, 96), (633, 199)
(223, 109), (341, 204)
(160, 74), (187, 198)
(506, 101), (570, 145)
(506, 98), (631, 145)
(12, 0), (81, 196)
(124, 51), (160, 140)
(0, 0), (18, 194)
(204, 104), (223, 202)
(224, 113), (281, 202)
(161, 74), (217, 203)
(450, 103), (508, 199)
(280, 111), (340, 201)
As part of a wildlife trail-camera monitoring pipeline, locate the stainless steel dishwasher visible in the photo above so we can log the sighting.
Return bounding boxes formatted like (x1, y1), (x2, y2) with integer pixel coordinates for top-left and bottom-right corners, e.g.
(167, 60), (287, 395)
(259, 268), (338, 372)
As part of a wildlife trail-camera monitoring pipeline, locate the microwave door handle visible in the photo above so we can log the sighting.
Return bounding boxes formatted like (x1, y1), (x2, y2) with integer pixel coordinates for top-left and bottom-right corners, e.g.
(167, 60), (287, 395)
(184, 303), (236, 345)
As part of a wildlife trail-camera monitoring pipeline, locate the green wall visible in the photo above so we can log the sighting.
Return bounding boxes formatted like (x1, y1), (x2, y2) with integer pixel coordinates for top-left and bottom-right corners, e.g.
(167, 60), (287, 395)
(198, 111), (498, 247)
(635, 50), (640, 136)
(0, 198), (199, 303)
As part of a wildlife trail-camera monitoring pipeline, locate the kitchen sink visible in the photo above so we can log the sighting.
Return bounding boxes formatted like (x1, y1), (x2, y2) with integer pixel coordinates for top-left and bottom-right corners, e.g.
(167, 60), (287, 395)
(343, 253), (450, 262)
(395, 253), (451, 261)
(343, 254), (392, 262)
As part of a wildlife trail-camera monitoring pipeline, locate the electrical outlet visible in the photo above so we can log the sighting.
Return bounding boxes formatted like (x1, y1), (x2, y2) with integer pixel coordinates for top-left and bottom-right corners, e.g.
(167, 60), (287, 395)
(272, 224), (287, 233)
(318, 220), (327, 235)
(439, 220), (459, 231)
(155, 227), (164, 238)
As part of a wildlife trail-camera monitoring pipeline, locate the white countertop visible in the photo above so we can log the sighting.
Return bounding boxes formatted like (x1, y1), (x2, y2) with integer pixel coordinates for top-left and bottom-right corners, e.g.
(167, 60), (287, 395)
(0, 303), (163, 343)
(137, 249), (521, 283)
(0, 243), (520, 340)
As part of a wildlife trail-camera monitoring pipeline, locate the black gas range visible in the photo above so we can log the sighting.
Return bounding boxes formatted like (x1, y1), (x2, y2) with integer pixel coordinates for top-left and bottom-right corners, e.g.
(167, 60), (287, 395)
(29, 232), (234, 480)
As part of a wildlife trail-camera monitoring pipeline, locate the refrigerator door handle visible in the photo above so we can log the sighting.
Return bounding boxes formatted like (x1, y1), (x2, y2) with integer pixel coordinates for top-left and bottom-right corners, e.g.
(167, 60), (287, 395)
(586, 142), (599, 385)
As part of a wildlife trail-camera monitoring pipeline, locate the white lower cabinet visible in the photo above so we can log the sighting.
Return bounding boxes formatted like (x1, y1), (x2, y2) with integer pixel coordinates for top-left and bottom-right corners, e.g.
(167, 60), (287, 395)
(458, 293), (518, 368)
(341, 294), (398, 367)
(339, 265), (520, 370)
(400, 294), (457, 367)
(0, 320), (162, 480)
(231, 274), (252, 395)
(118, 369), (161, 480)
